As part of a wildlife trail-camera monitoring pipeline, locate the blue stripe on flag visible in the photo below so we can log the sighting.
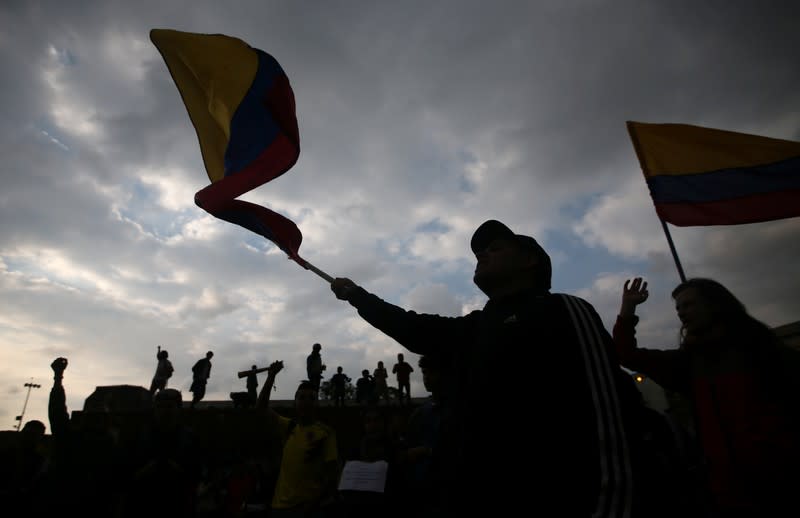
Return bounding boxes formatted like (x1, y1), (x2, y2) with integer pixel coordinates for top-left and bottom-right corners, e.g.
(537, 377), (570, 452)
(224, 51), (284, 175)
(647, 155), (800, 203)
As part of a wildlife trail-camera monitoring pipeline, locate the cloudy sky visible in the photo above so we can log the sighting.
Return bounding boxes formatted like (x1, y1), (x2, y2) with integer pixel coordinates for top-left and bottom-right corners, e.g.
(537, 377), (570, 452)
(2, 1), (799, 429)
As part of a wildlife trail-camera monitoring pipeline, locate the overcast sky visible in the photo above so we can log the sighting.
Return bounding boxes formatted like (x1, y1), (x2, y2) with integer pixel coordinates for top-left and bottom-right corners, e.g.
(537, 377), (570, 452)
(2, 0), (799, 430)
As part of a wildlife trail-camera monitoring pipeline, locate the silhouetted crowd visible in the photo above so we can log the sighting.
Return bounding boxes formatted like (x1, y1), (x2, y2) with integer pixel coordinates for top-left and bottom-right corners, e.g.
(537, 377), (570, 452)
(0, 353), (443, 518)
(2, 219), (799, 517)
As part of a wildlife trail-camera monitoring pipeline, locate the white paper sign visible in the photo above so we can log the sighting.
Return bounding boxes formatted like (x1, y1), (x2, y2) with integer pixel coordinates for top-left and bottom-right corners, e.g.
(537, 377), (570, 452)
(338, 460), (389, 493)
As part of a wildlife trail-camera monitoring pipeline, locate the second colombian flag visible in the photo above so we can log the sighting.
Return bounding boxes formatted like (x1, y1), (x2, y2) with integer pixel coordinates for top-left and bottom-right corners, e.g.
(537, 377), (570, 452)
(627, 121), (800, 226)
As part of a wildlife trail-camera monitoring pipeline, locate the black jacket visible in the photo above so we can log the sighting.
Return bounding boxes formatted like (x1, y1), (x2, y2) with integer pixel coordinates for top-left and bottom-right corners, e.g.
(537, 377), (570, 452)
(347, 286), (640, 516)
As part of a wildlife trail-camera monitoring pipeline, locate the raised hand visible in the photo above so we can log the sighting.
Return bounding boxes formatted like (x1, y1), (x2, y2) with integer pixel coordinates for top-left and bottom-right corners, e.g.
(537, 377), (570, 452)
(51, 357), (68, 376)
(268, 360), (284, 376)
(620, 277), (649, 316)
(330, 278), (358, 301)
(259, 360), (284, 409)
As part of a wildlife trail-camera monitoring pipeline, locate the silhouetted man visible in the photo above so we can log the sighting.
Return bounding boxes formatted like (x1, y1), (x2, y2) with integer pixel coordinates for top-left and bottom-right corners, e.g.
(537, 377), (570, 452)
(149, 345), (174, 397)
(355, 369), (374, 406)
(306, 343), (325, 396)
(331, 219), (645, 516)
(392, 353), (414, 405)
(330, 366), (351, 407)
(246, 365), (259, 403)
(190, 351), (213, 408)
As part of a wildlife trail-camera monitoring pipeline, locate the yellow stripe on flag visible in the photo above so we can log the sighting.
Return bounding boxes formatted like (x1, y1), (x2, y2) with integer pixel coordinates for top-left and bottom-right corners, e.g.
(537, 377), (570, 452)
(627, 121), (800, 177)
(150, 29), (259, 182)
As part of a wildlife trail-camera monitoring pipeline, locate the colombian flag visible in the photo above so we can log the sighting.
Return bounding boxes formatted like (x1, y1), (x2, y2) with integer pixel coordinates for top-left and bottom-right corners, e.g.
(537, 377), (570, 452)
(150, 29), (305, 263)
(627, 121), (800, 226)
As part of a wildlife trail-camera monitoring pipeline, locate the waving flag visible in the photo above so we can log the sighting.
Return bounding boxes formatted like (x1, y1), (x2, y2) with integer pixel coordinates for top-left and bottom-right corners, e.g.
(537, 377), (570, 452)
(150, 29), (306, 264)
(627, 121), (800, 226)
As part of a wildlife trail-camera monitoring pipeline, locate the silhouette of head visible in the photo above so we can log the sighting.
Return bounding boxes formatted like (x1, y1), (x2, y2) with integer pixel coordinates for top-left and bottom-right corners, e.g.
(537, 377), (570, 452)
(362, 369), (370, 377)
(206, 351), (214, 359)
(20, 420), (46, 445)
(337, 366), (343, 373)
(295, 380), (317, 419)
(313, 343), (321, 351)
(672, 278), (748, 337)
(397, 353), (404, 362)
(419, 355), (446, 395)
(471, 219), (551, 296)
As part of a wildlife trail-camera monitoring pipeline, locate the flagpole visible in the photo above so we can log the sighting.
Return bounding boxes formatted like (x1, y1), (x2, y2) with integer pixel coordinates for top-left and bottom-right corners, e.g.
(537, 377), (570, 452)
(659, 219), (687, 283)
(300, 259), (334, 283)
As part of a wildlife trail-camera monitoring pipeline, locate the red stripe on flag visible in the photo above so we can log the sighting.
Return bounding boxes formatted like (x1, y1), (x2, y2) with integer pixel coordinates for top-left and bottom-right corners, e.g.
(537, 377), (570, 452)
(655, 189), (800, 226)
(195, 134), (298, 214)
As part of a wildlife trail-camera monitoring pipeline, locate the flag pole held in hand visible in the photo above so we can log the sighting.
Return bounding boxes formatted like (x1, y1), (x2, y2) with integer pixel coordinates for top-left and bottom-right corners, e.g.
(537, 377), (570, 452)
(297, 258), (333, 283)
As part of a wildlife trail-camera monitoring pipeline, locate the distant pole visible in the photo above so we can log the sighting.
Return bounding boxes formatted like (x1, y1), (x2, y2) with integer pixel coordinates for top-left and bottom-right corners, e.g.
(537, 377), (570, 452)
(15, 379), (41, 431)
(660, 219), (687, 283)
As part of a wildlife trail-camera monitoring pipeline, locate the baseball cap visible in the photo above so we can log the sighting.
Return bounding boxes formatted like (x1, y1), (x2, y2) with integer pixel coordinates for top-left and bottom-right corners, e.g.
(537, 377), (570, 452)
(470, 219), (552, 290)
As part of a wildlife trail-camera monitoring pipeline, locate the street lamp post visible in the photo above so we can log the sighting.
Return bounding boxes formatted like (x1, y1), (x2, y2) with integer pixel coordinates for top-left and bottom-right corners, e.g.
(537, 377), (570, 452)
(15, 379), (41, 431)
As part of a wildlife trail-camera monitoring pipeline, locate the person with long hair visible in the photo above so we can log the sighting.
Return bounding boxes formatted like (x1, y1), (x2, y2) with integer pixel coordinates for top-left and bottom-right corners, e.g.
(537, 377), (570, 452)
(614, 277), (800, 517)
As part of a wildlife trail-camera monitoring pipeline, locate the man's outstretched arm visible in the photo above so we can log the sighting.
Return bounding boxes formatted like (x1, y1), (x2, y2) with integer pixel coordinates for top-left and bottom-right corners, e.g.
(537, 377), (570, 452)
(330, 277), (473, 357)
